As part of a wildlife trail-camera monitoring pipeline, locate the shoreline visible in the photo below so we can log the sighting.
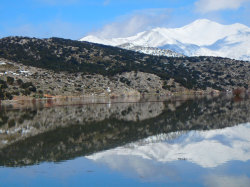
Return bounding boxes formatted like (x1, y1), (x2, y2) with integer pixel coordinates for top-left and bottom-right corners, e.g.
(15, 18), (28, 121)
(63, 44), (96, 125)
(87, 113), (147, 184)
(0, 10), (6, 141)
(0, 91), (234, 109)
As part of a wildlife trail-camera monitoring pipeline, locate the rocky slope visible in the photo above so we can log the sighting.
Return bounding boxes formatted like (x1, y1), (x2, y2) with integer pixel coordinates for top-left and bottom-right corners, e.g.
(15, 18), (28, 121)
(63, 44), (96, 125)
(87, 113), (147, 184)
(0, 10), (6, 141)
(0, 59), (171, 99)
(0, 36), (249, 100)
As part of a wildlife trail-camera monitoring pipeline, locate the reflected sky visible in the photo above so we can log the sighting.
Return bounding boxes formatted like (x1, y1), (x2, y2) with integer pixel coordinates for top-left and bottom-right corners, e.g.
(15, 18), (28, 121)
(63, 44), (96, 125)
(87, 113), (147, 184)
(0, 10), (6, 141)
(1, 158), (250, 187)
(1, 123), (250, 186)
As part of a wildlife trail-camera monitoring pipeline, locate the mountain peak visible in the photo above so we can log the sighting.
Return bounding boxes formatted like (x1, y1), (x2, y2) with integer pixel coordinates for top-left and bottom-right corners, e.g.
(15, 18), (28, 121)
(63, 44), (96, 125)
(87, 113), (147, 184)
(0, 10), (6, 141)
(81, 19), (250, 61)
(191, 19), (217, 24)
(182, 19), (222, 31)
(185, 19), (249, 31)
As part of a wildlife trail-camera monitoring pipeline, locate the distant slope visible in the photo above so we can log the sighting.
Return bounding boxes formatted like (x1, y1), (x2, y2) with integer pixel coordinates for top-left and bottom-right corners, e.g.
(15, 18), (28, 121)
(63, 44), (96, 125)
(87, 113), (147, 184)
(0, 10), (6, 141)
(118, 43), (184, 57)
(0, 36), (249, 91)
(81, 19), (250, 61)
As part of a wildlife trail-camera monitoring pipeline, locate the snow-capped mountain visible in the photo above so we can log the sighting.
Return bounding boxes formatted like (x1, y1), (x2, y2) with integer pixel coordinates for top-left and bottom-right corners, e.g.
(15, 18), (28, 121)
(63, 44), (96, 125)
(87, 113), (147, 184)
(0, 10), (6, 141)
(81, 19), (250, 61)
(87, 122), (250, 169)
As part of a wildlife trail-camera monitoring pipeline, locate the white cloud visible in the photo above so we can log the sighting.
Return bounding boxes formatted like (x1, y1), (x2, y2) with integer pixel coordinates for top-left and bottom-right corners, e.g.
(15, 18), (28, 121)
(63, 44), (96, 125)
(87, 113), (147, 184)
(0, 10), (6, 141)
(195, 0), (250, 13)
(204, 175), (250, 187)
(90, 9), (171, 38)
(87, 155), (178, 182)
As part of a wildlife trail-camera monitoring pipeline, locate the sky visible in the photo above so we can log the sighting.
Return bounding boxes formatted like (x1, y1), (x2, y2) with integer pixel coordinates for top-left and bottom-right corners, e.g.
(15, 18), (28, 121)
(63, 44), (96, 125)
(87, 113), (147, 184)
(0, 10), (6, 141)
(0, 0), (250, 40)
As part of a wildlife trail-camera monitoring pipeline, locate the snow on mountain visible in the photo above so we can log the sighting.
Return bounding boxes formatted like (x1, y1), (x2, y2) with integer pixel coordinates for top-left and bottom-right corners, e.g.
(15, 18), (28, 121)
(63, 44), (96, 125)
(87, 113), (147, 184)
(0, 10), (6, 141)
(118, 43), (184, 57)
(87, 122), (250, 169)
(81, 19), (250, 61)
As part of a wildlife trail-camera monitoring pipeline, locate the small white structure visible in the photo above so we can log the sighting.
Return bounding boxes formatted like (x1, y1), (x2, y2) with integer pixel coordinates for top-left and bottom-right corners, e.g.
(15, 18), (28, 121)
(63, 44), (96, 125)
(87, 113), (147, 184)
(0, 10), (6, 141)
(107, 87), (111, 93)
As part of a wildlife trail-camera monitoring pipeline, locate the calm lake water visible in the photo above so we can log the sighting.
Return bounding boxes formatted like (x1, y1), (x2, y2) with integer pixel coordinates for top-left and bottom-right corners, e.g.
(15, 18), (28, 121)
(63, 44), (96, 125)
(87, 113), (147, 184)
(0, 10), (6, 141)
(0, 95), (250, 187)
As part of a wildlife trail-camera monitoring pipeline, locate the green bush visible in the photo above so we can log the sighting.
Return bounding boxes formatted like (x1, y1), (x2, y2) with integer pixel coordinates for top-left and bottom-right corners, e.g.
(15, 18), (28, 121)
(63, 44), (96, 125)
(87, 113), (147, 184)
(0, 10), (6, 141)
(7, 76), (14, 85)
(17, 79), (23, 85)
(0, 79), (8, 89)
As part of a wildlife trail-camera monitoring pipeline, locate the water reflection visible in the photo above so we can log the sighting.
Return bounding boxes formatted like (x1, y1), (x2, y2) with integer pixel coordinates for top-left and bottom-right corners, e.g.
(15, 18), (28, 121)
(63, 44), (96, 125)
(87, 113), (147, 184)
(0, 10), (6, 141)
(87, 122), (250, 168)
(0, 95), (249, 167)
(0, 95), (250, 186)
(85, 122), (250, 185)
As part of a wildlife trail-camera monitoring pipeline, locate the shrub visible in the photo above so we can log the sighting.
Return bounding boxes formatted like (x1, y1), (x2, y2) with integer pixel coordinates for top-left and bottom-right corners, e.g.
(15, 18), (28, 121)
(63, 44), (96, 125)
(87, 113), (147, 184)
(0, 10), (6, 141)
(7, 76), (14, 85)
(8, 119), (16, 128)
(0, 79), (8, 89)
(29, 86), (37, 92)
(21, 82), (33, 89)
(17, 79), (23, 85)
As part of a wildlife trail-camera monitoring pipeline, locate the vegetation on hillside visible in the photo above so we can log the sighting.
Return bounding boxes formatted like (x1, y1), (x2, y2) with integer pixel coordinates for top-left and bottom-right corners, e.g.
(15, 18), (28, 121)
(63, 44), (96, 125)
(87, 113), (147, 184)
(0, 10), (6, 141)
(0, 36), (249, 92)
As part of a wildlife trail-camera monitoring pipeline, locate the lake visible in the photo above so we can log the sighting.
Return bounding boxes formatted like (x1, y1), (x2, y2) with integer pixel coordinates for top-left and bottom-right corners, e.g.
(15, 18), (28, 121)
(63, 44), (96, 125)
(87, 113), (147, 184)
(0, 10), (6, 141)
(0, 95), (250, 187)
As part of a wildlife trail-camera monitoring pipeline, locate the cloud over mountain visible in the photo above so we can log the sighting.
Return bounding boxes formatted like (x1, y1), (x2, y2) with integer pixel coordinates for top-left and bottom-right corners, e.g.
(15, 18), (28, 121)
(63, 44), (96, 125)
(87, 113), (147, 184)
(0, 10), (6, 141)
(195, 0), (250, 13)
(88, 8), (171, 39)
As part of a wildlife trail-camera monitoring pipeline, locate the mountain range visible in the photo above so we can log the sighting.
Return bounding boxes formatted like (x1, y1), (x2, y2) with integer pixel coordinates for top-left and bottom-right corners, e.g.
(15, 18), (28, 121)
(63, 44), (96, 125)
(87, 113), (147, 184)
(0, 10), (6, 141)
(81, 19), (250, 61)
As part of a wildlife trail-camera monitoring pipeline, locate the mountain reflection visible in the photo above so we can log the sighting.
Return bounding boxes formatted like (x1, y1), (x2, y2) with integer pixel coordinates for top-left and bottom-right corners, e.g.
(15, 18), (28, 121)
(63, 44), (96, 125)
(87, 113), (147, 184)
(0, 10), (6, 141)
(88, 122), (250, 168)
(0, 95), (249, 167)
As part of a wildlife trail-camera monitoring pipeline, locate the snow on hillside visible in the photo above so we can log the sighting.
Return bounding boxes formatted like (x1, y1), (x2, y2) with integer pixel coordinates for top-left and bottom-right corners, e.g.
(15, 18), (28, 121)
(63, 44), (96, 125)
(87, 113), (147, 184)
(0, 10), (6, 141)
(118, 43), (184, 57)
(81, 19), (250, 61)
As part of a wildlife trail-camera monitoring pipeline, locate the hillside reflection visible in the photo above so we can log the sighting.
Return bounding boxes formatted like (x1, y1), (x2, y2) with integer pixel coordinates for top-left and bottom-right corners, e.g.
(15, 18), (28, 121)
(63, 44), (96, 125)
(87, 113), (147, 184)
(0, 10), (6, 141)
(0, 95), (249, 167)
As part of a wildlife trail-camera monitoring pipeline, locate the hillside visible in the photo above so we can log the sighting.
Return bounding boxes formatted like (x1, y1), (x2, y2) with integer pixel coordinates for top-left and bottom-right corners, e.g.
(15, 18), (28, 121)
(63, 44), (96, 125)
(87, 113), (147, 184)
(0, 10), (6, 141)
(0, 36), (250, 100)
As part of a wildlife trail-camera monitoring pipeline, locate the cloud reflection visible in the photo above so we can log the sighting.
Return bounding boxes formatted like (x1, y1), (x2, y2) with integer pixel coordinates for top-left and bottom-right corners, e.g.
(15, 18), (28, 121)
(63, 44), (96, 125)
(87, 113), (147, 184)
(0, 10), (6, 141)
(87, 122), (250, 175)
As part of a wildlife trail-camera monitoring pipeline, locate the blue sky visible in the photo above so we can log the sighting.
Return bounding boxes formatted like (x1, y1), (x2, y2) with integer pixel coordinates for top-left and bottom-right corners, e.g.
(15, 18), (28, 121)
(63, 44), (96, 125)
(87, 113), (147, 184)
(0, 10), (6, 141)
(0, 0), (250, 39)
